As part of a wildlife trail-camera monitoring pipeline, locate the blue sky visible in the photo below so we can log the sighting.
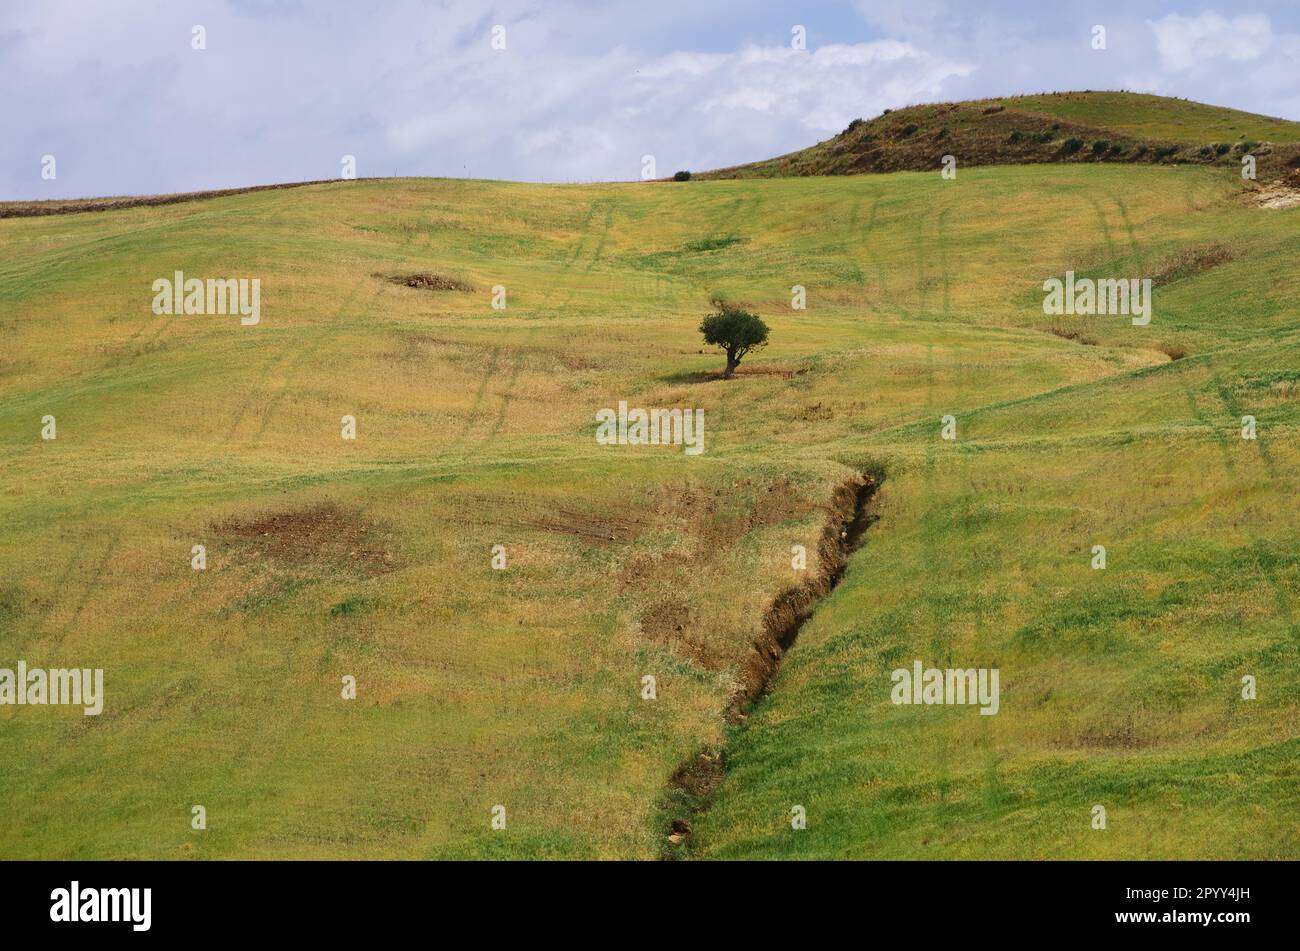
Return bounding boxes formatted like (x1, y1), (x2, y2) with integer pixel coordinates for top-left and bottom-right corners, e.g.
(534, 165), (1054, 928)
(3, 0), (1298, 198)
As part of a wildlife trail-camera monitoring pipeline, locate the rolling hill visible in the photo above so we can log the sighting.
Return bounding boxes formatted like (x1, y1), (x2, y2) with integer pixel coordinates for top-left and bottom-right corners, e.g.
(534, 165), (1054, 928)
(699, 91), (1300, 184)
(1, 92), (1298, 860)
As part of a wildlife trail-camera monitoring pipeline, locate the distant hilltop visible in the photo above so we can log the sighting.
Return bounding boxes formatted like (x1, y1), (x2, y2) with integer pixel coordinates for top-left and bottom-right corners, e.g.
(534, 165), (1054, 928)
(695, 91), (1300, 182)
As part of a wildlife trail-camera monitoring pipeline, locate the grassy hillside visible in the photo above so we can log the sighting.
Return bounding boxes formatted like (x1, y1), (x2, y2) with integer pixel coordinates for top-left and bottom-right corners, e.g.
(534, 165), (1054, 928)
(1, 156), (1298, 858)
(700, 91), (1300, 182)
(997, 91), (1300, 144)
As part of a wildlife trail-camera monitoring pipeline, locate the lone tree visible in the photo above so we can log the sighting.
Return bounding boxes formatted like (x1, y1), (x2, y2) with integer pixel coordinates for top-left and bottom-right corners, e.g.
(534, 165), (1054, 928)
(700, 303), (769, 379)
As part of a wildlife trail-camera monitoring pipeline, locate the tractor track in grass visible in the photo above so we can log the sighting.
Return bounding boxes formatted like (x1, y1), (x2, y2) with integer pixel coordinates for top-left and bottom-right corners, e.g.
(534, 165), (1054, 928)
(219, 275), (377, 445)
(463, 197), (604, 441)
(658, 469), (884, 858)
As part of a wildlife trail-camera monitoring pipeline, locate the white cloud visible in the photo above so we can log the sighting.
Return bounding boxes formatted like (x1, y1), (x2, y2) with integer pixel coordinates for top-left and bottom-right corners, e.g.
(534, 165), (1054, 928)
(853, 0), (953, 41)
(373, 37), (971, 182)
(675, 41), (972, 133)
(1129, 12), (1300, 123)
(1149, 12), (1273, 71)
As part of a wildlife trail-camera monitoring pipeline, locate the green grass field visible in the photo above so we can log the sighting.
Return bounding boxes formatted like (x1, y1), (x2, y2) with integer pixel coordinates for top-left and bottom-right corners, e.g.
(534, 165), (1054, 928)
(2, 114), (1298, 858)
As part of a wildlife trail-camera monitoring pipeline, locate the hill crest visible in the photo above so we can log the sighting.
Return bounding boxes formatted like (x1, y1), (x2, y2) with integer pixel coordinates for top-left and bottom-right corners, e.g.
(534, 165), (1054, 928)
(698, 91), (1300, 182)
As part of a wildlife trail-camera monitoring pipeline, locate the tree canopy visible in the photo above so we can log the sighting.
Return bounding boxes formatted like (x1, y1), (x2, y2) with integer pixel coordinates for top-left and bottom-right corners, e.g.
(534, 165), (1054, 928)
(700, 305), (769, 379)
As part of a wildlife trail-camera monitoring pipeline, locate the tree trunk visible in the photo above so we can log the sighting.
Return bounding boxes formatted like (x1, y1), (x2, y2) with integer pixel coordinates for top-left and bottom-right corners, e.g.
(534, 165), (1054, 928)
(723, 353), (738, 379)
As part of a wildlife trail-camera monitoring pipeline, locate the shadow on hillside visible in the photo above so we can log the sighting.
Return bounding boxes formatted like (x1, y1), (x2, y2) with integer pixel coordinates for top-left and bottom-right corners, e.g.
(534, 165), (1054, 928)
(659, 365), (804, 384)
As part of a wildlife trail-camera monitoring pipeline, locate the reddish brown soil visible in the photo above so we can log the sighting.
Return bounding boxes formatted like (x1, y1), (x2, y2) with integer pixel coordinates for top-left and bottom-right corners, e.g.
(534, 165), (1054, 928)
(213, 502), (393, 574)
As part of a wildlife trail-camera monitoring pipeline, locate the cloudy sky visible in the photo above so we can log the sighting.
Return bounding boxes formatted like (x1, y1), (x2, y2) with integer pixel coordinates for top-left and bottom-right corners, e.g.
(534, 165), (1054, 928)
(3, 0), (1298, 198)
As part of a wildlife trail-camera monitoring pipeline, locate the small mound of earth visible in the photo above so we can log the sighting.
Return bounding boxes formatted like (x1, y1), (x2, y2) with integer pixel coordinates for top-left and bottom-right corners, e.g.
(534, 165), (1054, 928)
(380, 272), (473, 292)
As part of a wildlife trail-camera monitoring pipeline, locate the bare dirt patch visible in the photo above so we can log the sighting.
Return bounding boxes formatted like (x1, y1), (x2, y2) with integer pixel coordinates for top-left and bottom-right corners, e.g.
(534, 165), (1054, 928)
(213, 502), (394, 575)
(529, 507), (647, 544)
(1246, 179), (1300, 210)
(380, 272), (474, 292)
(639, 598), (692, 643)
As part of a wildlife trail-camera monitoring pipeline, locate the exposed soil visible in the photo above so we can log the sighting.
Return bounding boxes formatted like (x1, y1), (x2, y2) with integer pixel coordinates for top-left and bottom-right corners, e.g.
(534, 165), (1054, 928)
(381, 272), (474, 292)
(730, 474), (882, 718)
(663, 748), (726, 848)
(1246, 178), (1300, 209)
(212, 502), (393, 575)
(639, 598), (694, 651)
(659, 471), (884, 857)
(529, 506), (647, 544)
